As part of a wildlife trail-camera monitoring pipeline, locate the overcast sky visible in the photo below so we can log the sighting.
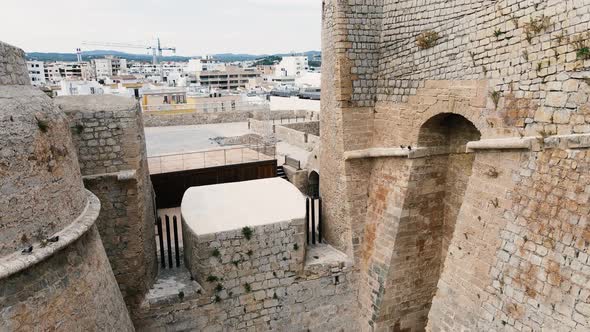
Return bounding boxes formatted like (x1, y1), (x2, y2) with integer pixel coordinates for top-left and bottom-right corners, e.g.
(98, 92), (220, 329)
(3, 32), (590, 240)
(1, 0), (321, 56)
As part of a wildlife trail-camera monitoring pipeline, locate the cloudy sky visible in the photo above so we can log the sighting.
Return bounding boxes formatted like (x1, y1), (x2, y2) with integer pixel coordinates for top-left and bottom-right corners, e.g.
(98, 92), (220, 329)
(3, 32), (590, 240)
(1, 0), (321, 56)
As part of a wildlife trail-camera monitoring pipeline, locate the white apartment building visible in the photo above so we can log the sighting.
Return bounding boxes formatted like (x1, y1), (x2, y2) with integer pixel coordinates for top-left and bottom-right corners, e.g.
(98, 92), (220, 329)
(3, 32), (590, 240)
(27, 61), (46, 86)
(42, 62), (83, 84)
(187, 56), (226, 73)
(92, 56), (127, 79)
(275, 55), (309, 77)
(81, 62), (96, 81)
(93, 58), (112, 79)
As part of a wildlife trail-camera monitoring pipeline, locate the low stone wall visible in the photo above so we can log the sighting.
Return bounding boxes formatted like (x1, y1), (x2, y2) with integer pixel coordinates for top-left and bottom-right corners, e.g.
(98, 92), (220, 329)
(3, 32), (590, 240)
(183, 219), (307, 297)
(134, 220), (357, 331)
(252, 109), (318, 121)
(275, 124), (320, 151)
(143, 110), (254, 127)
(143, 109), (319, 128)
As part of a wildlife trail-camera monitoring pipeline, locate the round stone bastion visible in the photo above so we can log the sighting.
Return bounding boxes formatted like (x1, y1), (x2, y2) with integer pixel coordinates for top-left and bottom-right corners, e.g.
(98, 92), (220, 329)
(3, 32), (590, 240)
(0, 41), (134, 331)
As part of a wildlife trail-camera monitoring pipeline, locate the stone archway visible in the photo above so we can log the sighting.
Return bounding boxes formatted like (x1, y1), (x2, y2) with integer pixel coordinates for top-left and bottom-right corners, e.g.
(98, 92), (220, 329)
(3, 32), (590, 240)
(417, 113), (481, 270)
(308, 170), (319, 197)
(374, 113), (481, 331)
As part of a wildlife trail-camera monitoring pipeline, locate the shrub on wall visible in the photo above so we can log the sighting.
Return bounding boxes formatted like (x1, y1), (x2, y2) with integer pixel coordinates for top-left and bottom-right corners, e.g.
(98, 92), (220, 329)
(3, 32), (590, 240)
(571, 32), (590, 60)
(416, 30), (440, 50)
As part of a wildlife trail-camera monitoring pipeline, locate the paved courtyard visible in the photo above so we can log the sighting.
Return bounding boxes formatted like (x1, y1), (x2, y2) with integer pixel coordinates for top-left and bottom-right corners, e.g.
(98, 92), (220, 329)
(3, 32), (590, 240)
(144, 122), (313, 173)
(145, 122), (251, 156)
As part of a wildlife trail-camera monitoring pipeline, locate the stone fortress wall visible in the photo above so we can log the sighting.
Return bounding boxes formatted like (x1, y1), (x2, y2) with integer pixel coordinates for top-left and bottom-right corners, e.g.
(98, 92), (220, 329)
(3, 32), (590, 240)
(56, 95), (158, 310)
(0, 40), (356, 332)
(321, 0), (590, 331)
(0, 41), (134, 331)
(135, 207), (357, 331)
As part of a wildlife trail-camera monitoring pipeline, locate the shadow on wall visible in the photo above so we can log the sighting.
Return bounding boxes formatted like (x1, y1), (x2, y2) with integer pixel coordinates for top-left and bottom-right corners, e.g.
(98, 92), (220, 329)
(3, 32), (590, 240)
(375, 113), (481, 331)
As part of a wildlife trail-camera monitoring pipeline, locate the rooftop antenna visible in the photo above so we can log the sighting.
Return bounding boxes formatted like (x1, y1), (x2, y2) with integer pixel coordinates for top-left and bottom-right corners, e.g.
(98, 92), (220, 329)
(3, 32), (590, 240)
(76, 48), (82, 62)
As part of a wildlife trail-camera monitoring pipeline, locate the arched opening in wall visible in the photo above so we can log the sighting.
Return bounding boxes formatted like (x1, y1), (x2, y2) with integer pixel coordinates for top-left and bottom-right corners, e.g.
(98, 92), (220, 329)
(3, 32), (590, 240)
(377, 113), (481, 331)
(308, 171), (319, 198)
(417, 113), (480, 269)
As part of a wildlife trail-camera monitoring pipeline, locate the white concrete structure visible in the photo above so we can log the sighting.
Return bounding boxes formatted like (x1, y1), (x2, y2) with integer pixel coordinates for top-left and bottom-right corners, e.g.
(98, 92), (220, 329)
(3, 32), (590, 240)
(275, 55), (308, 77)
(270, 96), (320, 112)
(187, 56), (226, 73)
(93, 58), (112, 79)
(93, 56), (127, 79)
(57, 80), (104, 96)
(295, 72), (321, 88)
(181, 178), (306, 235)
(26, 60), (46, 86)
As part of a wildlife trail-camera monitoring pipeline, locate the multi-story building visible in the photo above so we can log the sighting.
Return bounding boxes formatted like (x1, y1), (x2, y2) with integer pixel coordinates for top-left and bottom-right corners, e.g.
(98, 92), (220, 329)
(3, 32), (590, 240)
(42, 62), (84, 84)
(256, 65), (275, 76)
(92, 56), (127, 79)
(26, 60), (46, 86)
(187, 55), (226, 73)
(81, 62), (96, 81)
(275, 55), (308, 77)
(191, 67), (260, 90)
(43, 63), (62, 83)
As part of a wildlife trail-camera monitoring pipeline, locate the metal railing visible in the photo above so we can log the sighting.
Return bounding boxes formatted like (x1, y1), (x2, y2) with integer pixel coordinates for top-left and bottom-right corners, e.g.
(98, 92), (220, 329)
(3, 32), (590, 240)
(156, 215), (182, 268)
(305, 197), (323, 245)
(142, 101), (269, 113)
(271, 116), (307, 124)
(148, 144), (276, 174)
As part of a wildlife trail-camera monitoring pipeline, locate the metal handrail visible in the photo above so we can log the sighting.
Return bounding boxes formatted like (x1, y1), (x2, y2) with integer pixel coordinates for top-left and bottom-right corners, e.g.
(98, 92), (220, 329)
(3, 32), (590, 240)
(148, 144), (276, 174)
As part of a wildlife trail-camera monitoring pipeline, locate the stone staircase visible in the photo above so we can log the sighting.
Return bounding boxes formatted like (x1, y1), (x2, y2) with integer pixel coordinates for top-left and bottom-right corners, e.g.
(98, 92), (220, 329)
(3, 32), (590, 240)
(276, 165), (288, 180)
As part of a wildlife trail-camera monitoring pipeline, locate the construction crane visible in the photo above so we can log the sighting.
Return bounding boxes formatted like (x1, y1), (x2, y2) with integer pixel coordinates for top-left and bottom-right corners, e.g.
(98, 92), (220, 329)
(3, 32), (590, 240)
(81, 37), (176, 64)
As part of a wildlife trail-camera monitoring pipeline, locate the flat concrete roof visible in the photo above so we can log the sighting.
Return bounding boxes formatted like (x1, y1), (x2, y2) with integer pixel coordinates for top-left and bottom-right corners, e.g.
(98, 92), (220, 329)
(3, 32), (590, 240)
(181, 178), (306, 236)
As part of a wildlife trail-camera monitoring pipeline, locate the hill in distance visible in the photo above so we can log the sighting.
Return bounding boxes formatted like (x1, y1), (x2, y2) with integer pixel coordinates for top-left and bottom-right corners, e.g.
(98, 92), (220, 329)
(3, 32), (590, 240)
(25, 50), (321, 63)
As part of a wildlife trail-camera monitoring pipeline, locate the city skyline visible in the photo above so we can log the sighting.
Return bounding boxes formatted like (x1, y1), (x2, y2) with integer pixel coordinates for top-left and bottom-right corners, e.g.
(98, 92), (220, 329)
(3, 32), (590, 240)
(1, 0), (321, 56)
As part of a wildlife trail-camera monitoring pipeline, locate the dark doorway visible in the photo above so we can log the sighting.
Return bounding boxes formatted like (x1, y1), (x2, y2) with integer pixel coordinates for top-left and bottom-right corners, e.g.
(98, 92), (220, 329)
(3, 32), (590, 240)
(308, 171), (319, 198)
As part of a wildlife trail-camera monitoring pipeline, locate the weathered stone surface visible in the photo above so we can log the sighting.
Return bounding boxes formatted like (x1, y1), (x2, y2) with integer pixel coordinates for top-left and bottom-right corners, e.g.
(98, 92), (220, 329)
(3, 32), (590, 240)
(0, 86), (87, 257)
(0, 43), (134, 331)
(56, 95), (158, 310)
(320, 0), (590, 331)
(0, 41), (29, 85)
(134, 219), (357, 331)
(0, 226), (135, 331)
